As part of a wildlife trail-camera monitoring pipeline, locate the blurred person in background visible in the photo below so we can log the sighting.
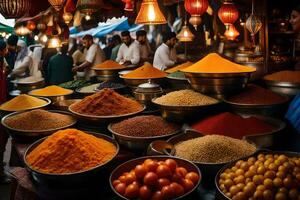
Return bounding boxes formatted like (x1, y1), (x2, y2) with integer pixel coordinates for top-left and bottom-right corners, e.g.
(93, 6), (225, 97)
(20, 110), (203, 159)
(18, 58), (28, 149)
(136, 30), (153, 64)
(103, 37), (113, 59)
(72, 43), (85, 66)
(5, 34), (18, 71)
(110, 34), (122, 61)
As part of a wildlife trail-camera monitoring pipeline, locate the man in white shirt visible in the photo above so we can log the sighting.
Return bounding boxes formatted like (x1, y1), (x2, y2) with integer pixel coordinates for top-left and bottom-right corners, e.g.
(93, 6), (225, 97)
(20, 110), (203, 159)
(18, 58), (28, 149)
(116, 31), (140, 66)
(72, 34), (105, 80)
(153, 32), (177, 71)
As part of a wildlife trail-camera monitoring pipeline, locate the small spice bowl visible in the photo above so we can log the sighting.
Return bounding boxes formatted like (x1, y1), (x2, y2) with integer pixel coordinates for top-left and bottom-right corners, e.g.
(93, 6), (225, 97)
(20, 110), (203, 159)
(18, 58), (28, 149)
(110, 156), (201, 200)
(263, 79), (300, 97)
(24, 132), (119, 187)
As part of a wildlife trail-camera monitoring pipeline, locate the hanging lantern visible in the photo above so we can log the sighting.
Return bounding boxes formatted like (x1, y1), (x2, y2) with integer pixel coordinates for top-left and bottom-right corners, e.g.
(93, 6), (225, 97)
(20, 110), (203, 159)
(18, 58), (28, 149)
(224, 24), (239, 40)
(245, 14), (262, 36)
(48, 35), (62, 48)
(184, 0), (209, 30)
(63, 12), (73, 24)
(123, 0), (134, 11)
(135, 0), (167, 25)
(48, 0), (65, 11)
(37, 23), (47, 32)
(27, 21), (36, 31)
(76, 0), (103, 15)
(218, 1), (239, 27)
(0, 0), (30, 19)
(177, 24), (195, 42)
(38, 33), (48, 44)
(15, 25), (31, 36)
(65, 0), (76, 13)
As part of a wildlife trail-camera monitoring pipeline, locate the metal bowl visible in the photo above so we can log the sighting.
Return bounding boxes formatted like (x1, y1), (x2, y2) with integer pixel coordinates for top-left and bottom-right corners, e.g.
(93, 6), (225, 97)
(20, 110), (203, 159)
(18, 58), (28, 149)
(151, 98), (221, 123)
(92, 68), (126, 76)
(215, 150), (300, 200)
(68, 104), (146, 126)
(24, 132), (119, 187)
(110, 156), (201, 200)
(52, 99), (82, 112)
(183, 72), (252, 98)
(11, 79), (45, 93)
(1, 110), (77, 142)
(120, 75), (166, 89)
(28, 89), (74, 104)
(108, 123), (182, 151)
(166, 76), (191, 90)
(75, 83), (100, 97)
(264, 79), (300, 97)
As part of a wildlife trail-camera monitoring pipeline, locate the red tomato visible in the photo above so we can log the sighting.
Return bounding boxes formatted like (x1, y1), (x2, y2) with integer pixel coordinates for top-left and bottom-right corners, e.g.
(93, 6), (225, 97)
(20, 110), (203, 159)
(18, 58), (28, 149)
(156, 165), (172, 178)
(171, 173), (184, 184)
(135, 164), (148, 179)
(125, 172), (137, 185)
(113, 179), (121, 187)
(158, 178), (171, 190)
(144, 172), (158, 187)
(175, 167), (188, 177)
(151, 191), (163, 200)
(169, 182), (185, 198)
(144, 160), (159, 172)
(164, 159), (177, 172)
(124, 183), (139, 198)
(158, 161), (165, 166)
(119, 175), (126, 183)
(139, 185), (152, 200)
(114, 183), (126, 196)
(185, 172), (199, 184)
(161, 185), (175, 200)
(182, 178), (194, 192)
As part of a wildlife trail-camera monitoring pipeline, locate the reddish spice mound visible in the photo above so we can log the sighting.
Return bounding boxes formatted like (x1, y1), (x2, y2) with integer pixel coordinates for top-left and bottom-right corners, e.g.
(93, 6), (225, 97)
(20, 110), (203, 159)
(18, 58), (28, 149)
(70, 88), (143, 116)
(191, 112), (276, 139)
(227, 84), (287, 105)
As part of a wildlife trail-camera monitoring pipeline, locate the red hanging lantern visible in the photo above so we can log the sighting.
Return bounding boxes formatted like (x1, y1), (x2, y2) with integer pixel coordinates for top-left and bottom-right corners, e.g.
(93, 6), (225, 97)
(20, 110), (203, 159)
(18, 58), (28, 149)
(0, 0), (31, 19)
(27, 21), (36, 31)
(218, 1), (239, 26)
(184, 0), (209, 30)
(224, 24), (239, 40)
(123, 0), (134, 11)
(65, 0), (76, 13)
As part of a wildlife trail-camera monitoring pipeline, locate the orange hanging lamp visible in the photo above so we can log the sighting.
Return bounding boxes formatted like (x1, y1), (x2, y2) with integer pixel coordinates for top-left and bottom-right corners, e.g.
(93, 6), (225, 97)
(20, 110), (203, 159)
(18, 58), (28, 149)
(218, 0), (239, 27)
(184, 0), (209, 30)
(135, 0), (167, 25)
(27, 21), (36, 31)
(224, 24), (239, 40)
(0, 0), (30, 19)
(48, 0), (65, 11)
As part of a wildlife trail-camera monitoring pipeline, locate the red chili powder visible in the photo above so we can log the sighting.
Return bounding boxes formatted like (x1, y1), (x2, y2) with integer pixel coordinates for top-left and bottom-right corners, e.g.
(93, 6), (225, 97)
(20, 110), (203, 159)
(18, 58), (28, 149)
(191, 112), (276, 139)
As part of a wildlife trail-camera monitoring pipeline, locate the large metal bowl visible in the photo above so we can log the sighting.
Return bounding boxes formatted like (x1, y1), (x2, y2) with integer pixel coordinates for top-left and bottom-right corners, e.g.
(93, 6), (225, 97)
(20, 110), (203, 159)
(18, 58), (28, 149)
(11, 79), (45, 93)
(1, 110), (77, 142)
(183, 72), (252, 98)
(108, 123), (182, 151)
(166, 76), (191, 90)
(92, 68), (126, 76)
(24, 132), (119, 187)
(110, 156), (201, 200)
(263, 79), (300, 97)
(151, 98), (221, 123)
(28, 89), (74, 104)
(120, 75), (166, 89)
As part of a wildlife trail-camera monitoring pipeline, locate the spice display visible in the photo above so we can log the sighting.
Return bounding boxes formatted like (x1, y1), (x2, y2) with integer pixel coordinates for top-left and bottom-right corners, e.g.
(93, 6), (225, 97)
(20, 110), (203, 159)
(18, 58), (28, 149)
(4, 109), (75, 131)
(191, 112), (276, 139)
(167, 71), (186, 79)
(0, 94), (48, 111)
(154, 90), (218, 106)
(218, 153), (300, 200)
(26, 129), (117, 173)
(30, 85), (73, 96)
(77, 83), (100, 94)
(110, 115), (180, 137)
(181, 53), (256, 73)
(165, 61), (193, 73)
(96, 81), (126, 90)
(264, 70), (300, 83)
(123, 62), (167, 79)
(93, 60), (125, 70)
(175, 135), (256, 164)
(59, 80), (90, 90)
(227, 84), (287, 105)
(112, 158), (200, 199)
(70, 88), (143, 116)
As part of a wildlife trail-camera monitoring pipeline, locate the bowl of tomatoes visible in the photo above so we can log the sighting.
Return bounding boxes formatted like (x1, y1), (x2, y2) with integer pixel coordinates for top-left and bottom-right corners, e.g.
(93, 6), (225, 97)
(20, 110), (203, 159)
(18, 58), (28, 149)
(110, 156), (201, 200)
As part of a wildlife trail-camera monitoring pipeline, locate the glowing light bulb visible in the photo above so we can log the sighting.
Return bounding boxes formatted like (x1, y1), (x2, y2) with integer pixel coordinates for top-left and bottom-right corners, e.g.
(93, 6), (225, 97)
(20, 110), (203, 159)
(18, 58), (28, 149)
(85, 14), (91, 21)
(40, 34), (48, 43)
(34, 35), (39, 41)
(147, 5), (156, 21)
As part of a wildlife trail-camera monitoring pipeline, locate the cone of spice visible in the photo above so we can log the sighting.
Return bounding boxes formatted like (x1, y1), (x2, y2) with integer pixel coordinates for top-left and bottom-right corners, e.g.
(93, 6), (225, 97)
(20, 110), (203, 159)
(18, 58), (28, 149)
(93, 60), (125, 70)
(122, 62), (167, 79)
(0, 95), (48, 111)
(165, 61), (193, 73)
(264, 70), (300, 83)
(30, 85), (73, 96)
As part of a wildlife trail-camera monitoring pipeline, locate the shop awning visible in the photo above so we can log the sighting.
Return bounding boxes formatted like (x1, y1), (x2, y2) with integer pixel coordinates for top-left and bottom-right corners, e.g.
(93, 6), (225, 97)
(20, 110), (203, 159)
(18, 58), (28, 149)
(0, 22), (13, 33)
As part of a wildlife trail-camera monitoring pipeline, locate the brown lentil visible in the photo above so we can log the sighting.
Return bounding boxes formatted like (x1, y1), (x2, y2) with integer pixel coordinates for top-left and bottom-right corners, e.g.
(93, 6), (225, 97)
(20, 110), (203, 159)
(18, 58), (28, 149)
(175, 135), (256, 164)
(4, 109), (75, 131)
(110, 115), (180, 137)
(154, 90), (219, 106)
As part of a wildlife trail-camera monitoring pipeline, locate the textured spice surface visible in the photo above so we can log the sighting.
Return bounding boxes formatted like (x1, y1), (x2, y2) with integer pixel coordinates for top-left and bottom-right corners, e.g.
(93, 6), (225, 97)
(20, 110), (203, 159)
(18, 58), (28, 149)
(77, 83), (99, 93)
(166, 61), (193, 73)
(5, 109), (75, 131)
(0, 94), (48, 111)
(264, 70), (300, 83)
(191, 112), (275, 139)
(26, 129), (117, 173)
(175, 135), (256, 164)
(111, 115), (180, 137)
(227, 84), (287, 105)
(31, 85), (73, 96)
(93, 60), (125, 70)
(123, 62), (167, 79)
(70, 88), (143, 116)
(181, 53), (256, 73)
(154, 89), (218, 106)
(96, 81), (125, 90)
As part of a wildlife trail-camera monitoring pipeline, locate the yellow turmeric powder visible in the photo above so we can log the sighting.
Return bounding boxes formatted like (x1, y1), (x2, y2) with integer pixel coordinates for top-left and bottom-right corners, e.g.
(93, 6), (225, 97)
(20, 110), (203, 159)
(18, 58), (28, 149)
(93, 60), (125, 70)
(181, 53), (256, 73)
(166, 61), (193, 73)
(0, 94), (48, 111)
(30, 85), (73, 96)
(123, 62), (167, 79)
(26, 129), (117, 174)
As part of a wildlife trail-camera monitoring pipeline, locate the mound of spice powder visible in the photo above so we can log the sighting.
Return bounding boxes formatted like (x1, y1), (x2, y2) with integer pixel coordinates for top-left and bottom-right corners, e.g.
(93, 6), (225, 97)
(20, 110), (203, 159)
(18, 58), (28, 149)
(264, 70), (300, 83)
(93, 60), (125, 70)
(227, 84), (287, 105)
(70, 88), (143, 116)
(123, 62), (167, 79)
(165, 61), (193, 73)
(111, 115), (180, 137)
(26, 129), (117, 173)
(0, 94), (48, 111)
(191, 112), (275, 139)
(30, 85), (73, 96)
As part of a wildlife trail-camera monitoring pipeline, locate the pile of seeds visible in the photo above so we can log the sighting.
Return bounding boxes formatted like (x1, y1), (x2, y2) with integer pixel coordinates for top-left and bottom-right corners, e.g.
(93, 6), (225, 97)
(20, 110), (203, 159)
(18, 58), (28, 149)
(154, 89), (218, 106)
(175, 135), (256, 164)
(110, 115), (180, 137)
(4, 109), (75, 131)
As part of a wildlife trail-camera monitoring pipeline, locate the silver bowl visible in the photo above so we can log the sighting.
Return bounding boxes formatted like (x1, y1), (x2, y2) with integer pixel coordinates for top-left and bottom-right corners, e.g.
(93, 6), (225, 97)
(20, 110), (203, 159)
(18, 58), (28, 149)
(1, 110), (77, 141)
(120, 75), (166, 89)
(28, 89), (74, 104)
(108, 123), (181, 151)
(183, 72), (252, 98)
(264, 79), (300, 97)
(12, 79), (45, 93)
(24, 132), (119, 186)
